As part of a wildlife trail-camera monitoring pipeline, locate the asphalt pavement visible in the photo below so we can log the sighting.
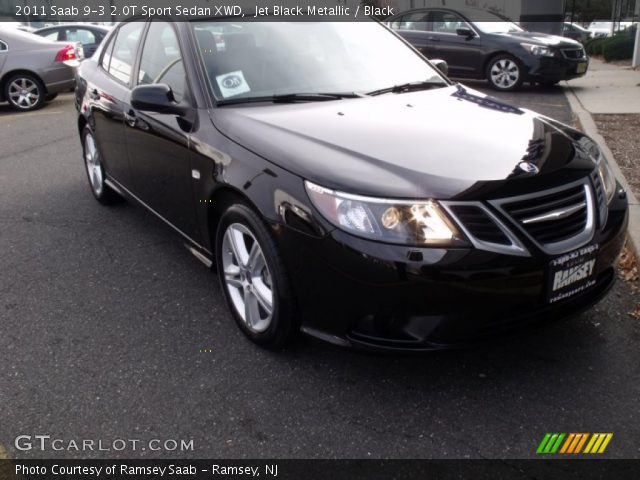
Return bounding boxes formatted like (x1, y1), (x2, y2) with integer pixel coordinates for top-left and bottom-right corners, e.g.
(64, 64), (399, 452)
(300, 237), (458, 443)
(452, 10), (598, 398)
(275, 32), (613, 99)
(0, 86), (639, 460)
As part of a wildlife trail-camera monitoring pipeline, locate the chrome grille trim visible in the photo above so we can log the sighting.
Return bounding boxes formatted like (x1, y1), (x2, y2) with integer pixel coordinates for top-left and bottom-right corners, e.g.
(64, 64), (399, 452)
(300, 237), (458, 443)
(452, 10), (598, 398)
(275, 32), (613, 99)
(441, 201), (530, 257)
(590, 169), (609, 227)
(490, 178), (596, 255)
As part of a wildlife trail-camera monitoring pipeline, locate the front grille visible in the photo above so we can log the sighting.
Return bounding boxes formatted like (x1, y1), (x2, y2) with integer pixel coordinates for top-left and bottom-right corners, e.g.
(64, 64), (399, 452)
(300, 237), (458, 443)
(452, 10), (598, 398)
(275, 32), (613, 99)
(590, 169), (608, 226)
(562, 48), (586, 59)
(447, 205), (510, 245)
(495, 180), (595, 255)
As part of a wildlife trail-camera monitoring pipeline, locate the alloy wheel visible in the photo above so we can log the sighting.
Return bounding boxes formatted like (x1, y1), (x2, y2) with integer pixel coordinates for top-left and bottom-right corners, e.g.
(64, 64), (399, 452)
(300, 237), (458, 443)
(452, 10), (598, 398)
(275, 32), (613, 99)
(490, 59), (520, 89)
(84, 132), (103, 196)
(221, 223), (274, 333)
(8, 77), (41, 110)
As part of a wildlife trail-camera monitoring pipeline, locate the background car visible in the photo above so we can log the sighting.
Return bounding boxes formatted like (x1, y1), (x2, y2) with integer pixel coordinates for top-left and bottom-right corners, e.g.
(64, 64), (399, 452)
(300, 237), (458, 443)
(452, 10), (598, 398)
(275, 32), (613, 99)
(588, 21), (615, 38)
(563, 22), (592, 43)
(0, 27), (81, 111)
(35, 24), (110, 58)
(387, 7), (589, 90)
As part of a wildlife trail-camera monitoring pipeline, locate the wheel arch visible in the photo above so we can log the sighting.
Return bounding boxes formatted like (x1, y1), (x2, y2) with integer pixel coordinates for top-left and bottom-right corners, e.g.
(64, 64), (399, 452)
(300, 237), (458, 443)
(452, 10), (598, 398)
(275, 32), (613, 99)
(206, 185), (262, 252)
(0, 69), (47, 101)
(482, 51), (518, 79)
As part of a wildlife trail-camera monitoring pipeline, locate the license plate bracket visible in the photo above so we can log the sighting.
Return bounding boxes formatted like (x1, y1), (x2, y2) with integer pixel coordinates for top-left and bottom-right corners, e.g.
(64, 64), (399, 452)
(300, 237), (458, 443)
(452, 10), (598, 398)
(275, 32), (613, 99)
(547, 244), (599, 304)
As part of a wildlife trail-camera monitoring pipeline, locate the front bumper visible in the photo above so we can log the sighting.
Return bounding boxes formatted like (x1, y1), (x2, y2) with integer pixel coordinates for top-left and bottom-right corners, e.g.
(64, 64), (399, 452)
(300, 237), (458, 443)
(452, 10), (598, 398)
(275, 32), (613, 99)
(275, 189), (628, 352)
(522, 53), (589, 83)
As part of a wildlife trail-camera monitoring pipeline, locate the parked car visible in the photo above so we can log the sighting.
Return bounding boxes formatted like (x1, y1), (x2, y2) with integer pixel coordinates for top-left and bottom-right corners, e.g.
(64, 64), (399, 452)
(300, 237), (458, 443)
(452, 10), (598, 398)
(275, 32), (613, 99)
(75, 19), (628, 351)
(0, 28), (81, 111)
(563, 22), (592, 43)
(35, 24), (110, 58)
(386, 7), (589, 90)
(589, 20), (635, 38)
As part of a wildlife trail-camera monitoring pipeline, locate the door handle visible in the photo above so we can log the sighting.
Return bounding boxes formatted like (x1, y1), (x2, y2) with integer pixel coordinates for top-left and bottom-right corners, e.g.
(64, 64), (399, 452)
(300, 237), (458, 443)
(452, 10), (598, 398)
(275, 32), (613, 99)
(124, 110), (136, 127)
(426, 36), (440, 42)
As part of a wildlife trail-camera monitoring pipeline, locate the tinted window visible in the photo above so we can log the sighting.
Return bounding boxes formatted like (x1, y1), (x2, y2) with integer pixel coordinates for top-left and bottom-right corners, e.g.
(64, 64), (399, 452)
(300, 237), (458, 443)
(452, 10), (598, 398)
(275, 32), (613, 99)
(66, 28), (96, 45)
(138, 21), (185, 101)
(108, 22), (144, 84)
(431, 11), (466, 34)
(389, 12), (428, 31)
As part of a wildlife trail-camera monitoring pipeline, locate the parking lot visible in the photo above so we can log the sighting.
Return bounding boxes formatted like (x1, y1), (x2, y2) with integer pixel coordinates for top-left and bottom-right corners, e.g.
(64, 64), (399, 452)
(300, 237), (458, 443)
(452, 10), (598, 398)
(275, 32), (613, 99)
(1, 85), (639, 459)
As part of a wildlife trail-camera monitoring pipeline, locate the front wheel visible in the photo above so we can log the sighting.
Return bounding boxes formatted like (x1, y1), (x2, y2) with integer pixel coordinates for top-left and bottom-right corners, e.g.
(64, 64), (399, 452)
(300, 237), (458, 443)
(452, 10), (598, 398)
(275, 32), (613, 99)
(486, 55), (524, 91)
(216, 203), (298, 349)
(81, 127), (122, 205)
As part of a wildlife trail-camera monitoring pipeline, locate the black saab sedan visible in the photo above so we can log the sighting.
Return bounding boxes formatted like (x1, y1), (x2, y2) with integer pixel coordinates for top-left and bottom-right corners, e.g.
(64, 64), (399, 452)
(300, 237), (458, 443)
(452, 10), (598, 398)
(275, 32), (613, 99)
(387, 8), (589, 90)
(75, 19), (628, 351)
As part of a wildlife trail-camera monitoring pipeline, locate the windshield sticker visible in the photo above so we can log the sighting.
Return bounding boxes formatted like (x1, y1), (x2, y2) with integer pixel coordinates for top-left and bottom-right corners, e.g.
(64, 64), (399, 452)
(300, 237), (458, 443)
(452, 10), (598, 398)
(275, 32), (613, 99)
(216, 71), (250, 98)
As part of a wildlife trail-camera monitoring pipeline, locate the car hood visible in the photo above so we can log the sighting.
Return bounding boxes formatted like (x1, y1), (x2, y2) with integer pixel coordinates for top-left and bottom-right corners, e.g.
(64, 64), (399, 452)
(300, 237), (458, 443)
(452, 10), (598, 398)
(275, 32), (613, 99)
(495, 31), (583, 48)
(211, 85), (587, 199)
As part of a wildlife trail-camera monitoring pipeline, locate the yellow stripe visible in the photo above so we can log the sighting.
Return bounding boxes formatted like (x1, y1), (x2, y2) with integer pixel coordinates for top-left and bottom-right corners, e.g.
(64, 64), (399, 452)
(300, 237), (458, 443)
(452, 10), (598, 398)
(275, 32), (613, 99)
(590, 434), (606, 454)
(583, 434), (598, 453)
(597, 434), (613, 454)
(567, 434), (582, 454)
(560, 433), (575, 453)
(574, 433), (589, 454)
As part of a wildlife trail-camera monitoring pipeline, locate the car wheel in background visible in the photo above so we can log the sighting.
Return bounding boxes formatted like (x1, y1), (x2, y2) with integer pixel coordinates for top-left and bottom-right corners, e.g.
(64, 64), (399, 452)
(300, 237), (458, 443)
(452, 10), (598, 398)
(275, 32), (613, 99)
(216, 203), (298, 349)
(486, 55), (524, 91)
(4, 73), (45, 111)
(82, 126), (122, 205)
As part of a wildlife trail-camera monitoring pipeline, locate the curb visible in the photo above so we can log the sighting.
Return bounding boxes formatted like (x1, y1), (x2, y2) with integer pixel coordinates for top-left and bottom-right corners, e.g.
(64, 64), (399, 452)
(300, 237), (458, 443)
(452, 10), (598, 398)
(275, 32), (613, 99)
(564, 85), (640, 261)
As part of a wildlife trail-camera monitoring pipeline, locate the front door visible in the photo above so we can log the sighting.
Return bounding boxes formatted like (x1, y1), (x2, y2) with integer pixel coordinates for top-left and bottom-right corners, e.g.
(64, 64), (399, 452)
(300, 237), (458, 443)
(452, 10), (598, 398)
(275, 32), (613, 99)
(125, 20), (200, 241)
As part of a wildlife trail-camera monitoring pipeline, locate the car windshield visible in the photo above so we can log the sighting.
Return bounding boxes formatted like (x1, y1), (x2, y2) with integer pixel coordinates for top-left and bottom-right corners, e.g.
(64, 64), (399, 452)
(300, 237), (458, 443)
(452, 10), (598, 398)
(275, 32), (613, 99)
(192, 21), (447, 103)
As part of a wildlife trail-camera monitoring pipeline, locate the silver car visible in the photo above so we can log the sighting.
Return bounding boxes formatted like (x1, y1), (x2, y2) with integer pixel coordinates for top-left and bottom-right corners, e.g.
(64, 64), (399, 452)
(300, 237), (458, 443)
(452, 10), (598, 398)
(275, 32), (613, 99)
(0, 28), (81, 111)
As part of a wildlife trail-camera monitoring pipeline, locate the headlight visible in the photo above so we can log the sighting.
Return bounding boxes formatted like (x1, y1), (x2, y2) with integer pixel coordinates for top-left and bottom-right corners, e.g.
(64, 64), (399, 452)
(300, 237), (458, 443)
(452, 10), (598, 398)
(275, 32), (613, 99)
(598, 158), (616, 204)
(520, 43), (555, 57)
(578, 137), (616, 204)
(305, 181), (467, 246)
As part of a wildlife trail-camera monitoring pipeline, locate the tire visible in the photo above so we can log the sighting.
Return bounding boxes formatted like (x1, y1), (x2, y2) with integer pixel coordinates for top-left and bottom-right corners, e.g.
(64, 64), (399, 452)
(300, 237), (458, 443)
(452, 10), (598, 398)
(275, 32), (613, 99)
(4, 73), (46, 111)
(486, 55), (524, 91)
(216, 203), (298, 349)
(81, 126), (122, 205)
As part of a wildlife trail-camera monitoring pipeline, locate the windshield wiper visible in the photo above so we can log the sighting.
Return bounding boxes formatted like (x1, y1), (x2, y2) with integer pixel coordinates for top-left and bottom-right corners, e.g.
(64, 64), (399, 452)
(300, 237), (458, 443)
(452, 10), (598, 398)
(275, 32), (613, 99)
(366, 81), (446, 97)
(217, 92), (364, 106)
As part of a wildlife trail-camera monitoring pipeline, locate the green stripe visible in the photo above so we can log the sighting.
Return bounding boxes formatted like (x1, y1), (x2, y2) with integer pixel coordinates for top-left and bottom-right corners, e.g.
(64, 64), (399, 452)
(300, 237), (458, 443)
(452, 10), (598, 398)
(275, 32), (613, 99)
(543, 434), (559, 453)
(537, 433), (552, 454)
(550, 433), (566, 453)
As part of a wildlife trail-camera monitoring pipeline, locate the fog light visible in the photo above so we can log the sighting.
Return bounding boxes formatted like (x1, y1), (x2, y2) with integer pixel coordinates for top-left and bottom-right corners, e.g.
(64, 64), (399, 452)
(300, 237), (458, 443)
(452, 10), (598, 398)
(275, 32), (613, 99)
(381, 207), (401, 229)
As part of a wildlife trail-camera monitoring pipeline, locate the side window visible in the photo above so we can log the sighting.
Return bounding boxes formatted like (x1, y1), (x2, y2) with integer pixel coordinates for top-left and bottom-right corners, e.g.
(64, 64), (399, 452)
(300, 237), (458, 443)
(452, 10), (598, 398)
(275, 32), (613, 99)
(66, 28), (96, 45)
(390, 13), (429, 32)
(431, 11), (467, 34)
(0, 40), (7, 52)
(108, 22), (145, 85)
(41, 30), (60, 41)
(138, 22), (186, 102)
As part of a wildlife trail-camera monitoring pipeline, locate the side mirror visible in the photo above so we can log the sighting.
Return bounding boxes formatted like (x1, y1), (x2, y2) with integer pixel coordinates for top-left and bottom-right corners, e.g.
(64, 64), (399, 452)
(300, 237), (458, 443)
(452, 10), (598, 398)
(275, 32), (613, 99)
(431, 59), (449, 76)
(131, 84), (188, 116)
(456, 27), (475, 38)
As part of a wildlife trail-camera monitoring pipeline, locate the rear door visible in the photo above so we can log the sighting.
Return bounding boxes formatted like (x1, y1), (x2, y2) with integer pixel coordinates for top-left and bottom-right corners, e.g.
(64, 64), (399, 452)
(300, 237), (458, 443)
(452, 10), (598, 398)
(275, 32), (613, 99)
(125, 21), (199, 240)
(89, 21), (145, 186)
(427, 10), (484, 78)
